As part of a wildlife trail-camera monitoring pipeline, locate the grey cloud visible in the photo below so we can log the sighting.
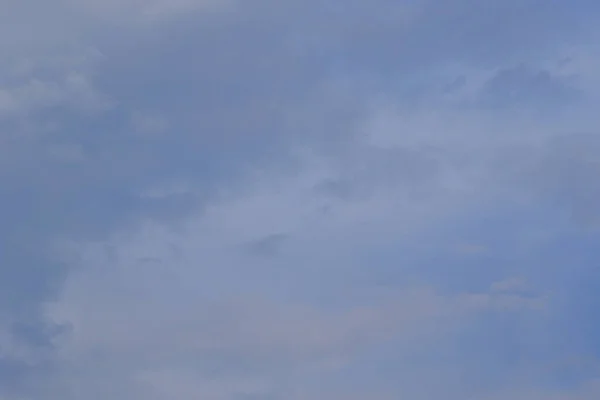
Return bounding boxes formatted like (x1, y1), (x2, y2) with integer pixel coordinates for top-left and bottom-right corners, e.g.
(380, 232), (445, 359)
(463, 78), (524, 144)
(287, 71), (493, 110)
(244, 233), (289, 258)
(528, 133), (600, 225)
(249, 0), (600, 77)
(478, 64), (581, 109)
(314, 145), (445, 202)
(478, 130), (600, 226)
(443, 75), (468, 94)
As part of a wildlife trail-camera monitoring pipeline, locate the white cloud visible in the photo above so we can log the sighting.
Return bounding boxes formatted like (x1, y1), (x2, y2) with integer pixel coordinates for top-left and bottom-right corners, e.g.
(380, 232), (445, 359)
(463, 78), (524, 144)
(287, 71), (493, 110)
(44, 150), (548, 398)
(67, 0), (233, 24)
(0, 72), (111, 119)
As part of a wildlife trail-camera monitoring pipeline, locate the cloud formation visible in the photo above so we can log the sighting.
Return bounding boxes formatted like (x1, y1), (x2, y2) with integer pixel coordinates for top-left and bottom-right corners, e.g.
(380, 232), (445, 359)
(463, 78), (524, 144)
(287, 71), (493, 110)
(1, 0), (600, 399)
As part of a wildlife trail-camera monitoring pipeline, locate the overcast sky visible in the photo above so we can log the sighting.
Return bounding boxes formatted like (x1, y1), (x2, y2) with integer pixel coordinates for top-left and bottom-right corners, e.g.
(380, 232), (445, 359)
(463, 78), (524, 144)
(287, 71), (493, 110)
(2, 1), (600, 399)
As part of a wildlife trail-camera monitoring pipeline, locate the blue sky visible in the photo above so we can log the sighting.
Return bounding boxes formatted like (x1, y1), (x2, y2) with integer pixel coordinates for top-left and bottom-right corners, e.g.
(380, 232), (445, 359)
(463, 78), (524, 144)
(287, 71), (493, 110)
(1, 1), (600, 399)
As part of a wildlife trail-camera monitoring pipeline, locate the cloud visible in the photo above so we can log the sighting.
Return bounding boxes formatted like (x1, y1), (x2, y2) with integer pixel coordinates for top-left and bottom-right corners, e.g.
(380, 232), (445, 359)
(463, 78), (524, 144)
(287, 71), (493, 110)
(41, 151), (547, 399)
(477, 64), (581, 109)
(67, 0), (232, 25)
(0, 73), (111, 117)
(1, 0), (600, 399)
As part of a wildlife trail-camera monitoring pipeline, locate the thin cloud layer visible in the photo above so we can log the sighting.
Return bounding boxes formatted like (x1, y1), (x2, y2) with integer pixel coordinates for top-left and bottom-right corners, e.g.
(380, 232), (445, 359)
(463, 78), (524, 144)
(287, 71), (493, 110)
(1, 0), (600, 399)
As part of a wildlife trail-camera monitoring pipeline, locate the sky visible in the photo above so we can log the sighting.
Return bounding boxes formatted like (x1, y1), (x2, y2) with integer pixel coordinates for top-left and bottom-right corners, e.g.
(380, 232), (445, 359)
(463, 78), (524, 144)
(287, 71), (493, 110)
(1, 0), (600, 399)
